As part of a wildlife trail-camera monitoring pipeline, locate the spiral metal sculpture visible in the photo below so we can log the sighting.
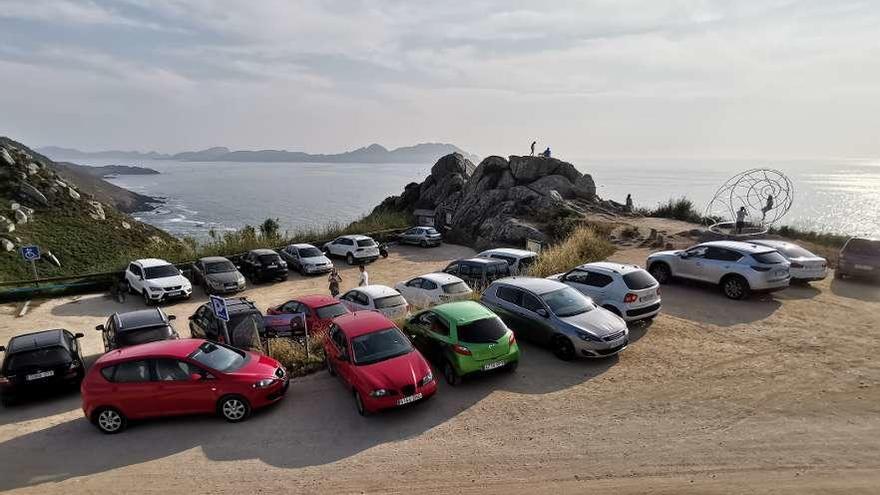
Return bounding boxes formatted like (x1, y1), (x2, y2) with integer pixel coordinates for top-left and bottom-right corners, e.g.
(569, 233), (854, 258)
(705, 168), (793, 236)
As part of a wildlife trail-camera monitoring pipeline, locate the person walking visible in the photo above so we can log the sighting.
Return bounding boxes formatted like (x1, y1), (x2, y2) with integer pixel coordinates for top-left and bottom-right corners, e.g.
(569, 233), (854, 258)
(530, 140), (537, 156)
(328, 268), (342, 297)
(735, 206), (747, 234)
(625, 194), (634, 212)
(358, 264), (369, 287)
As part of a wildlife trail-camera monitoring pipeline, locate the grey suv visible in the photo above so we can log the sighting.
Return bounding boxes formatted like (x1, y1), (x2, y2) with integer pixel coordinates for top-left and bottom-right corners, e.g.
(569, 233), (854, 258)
(836, 237), (880, 281)
(646, 240), (790, 300)
(481, 277), (629, 360)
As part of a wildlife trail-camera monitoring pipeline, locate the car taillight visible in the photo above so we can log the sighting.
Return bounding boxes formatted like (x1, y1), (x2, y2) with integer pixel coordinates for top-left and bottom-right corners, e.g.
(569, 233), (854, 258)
(508, 333), (516, 347)
(656, 287), (661, 295)
(0, 376), (9, 384)
(623, 293), (638, 303)
(452, 344), (471, 356)
(751, 265), (771, 272)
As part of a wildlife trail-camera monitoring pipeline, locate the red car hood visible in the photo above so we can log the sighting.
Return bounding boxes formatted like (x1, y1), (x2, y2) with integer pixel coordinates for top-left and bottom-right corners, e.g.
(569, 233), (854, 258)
(358, 350), (430, 390)
(231, 351), (282, 379)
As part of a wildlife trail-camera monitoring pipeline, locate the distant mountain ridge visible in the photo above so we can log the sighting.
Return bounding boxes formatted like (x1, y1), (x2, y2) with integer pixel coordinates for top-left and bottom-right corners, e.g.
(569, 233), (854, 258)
(39, 143), (480, 164)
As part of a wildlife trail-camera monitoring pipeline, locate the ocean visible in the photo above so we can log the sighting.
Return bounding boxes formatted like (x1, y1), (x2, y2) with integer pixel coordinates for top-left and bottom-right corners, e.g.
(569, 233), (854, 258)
(93, 157), (880, 240)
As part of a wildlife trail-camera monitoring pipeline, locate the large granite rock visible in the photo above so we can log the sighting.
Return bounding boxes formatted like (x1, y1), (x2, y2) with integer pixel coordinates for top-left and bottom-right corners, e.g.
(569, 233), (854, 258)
(1, 148), (14, 166)
(371, 153), (601, 248)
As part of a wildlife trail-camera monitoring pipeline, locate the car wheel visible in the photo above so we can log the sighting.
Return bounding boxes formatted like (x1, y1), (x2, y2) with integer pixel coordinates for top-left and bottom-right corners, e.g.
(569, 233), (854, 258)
(420, 240), (428, 248)
(443, 361), (460, 386)
(126, 282), (134, 295)
(354, 391), (369, 416)
(552, 335), (576, 361)
(721, 275), (750, 300)
(142, 290), (152, 306)
(94, 407), (127, 434)
(218, 395), (251, 423)
(346, 253), (355, 265)
(602, 304), (622, 316)
(327, 357), (336, 376)
(649, 263), (671, 284)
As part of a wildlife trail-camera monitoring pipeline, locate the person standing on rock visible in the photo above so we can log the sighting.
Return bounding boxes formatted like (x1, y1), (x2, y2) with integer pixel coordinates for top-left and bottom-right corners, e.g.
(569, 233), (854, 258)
(328, 268), (342, 297)
(735, 206), (747, 234)
(358, 264), (369, 287)
(625, 194), (633, 212)
(530, 141), (537, 156)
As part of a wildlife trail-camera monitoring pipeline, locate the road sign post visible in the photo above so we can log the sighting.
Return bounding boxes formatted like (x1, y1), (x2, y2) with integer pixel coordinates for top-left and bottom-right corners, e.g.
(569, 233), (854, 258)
(209, 295), (231, 345)
(20, 245), (41, 287)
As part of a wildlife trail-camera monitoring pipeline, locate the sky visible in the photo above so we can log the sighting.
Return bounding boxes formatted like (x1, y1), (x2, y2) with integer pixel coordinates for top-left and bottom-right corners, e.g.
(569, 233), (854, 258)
(1, 0), (879, 159)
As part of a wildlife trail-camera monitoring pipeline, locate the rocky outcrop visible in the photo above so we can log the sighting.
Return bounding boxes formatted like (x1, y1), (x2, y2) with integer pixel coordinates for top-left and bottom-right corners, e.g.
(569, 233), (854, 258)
(373, 152), (604, 248)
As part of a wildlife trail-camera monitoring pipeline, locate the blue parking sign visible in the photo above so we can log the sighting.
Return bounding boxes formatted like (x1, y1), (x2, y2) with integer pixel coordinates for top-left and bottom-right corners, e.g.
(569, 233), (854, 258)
(21, 245), (41, 262)
(209, 295), (230, 322)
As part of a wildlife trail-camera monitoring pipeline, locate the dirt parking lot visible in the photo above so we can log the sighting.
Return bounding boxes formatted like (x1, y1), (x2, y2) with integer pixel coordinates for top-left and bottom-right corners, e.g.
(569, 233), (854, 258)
(1, 243), (879, 494)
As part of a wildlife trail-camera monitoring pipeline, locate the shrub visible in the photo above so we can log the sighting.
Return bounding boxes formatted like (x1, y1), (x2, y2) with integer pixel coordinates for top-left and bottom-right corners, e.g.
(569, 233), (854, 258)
(527, 226), (615, 278)
(648, 197), (705, 223)
(620, 225), (640, 240)
(266, 333), (327, 378)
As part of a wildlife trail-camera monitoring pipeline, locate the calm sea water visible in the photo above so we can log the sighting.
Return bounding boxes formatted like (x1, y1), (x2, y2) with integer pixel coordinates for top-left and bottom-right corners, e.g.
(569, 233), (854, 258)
(95, 158), (880, 240)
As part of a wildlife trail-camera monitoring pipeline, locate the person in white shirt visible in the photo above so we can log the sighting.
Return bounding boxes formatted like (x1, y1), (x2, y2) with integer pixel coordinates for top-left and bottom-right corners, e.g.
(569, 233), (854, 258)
(358, 265), (369, 287)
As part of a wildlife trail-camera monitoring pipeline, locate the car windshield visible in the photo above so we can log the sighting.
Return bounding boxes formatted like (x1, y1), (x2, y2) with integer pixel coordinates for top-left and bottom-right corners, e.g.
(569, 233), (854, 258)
(189, 341), (247, 372)
(442, 282), (471, 294)
(374, 294), (407, 309)
(298, 247), (323, 258)
(542, 287), (594, 317)
(356, 239), (376, 247)
(457, 317), (507, 344)
(752, 251), (787, 264)
(258, 254), (281, 265)
(316, 302), (349, 319)
(623, 270), (657, 290)
(351, 328), (413, 365)
(205, 260), (236, 274)
(118, 325), (174, 347)
(5, 347), (69, 372)
(775, 244), (814, 258)
(845, 239), (880, 256)
(144, 264), (179, 279)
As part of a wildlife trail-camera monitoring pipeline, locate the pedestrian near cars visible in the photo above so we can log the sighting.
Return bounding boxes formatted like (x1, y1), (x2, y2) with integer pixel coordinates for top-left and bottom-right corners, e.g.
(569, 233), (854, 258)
(328, 268), (342, 297)
(735, 206), (747, 234)
(358, 264), (369, 287)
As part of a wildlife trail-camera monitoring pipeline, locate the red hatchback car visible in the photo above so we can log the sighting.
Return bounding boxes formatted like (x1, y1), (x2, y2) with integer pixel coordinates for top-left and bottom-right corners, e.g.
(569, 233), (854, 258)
(267, 294), (350, 335)
(81, 339), (288, 433)
(325, 311), (437, 416)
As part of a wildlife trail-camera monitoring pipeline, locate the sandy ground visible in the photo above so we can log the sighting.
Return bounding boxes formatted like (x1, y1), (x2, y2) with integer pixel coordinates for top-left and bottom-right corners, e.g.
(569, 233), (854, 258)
(1, 242), (879, 494)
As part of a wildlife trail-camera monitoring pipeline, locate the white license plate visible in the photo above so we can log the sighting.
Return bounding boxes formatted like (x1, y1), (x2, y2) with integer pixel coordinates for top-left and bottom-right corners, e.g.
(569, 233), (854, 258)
(639, 294), (656, 302)
(855, 264), (873, 271)
(168, 291), (182, 297)
(483, 361), (506, 371)
(397, 393), (423, 405)
(267, 264), (277, 268)
(26, 370), (54, 381)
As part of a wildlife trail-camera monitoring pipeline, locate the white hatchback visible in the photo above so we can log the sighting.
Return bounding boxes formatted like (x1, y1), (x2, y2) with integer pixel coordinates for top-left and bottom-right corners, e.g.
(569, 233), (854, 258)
(476, 248), (538, 275)
(395, 273), (473, 309)
(338, 285), (410, 320)
(549, 262), (661, 322)
(750, 239), (827, 283)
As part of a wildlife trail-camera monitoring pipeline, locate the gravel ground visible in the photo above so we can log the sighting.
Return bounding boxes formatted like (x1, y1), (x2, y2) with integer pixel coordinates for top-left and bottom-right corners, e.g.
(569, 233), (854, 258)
(1, 242), (878, 494)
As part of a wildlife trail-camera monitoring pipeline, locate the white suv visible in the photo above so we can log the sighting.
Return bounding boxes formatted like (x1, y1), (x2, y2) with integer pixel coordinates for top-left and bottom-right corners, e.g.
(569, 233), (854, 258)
(323, 235), (381, 265)
(125, 258), (193, 305)
(646, 241), (790, 300)
(549, 262), (661, 322)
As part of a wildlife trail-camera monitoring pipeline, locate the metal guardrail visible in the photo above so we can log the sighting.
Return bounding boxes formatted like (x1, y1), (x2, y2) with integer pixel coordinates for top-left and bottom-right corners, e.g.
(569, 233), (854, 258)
(0, 227), (407, 302)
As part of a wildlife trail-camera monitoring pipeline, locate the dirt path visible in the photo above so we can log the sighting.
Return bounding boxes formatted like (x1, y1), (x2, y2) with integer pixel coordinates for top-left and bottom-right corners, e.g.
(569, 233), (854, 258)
(1, 243), (879, 494)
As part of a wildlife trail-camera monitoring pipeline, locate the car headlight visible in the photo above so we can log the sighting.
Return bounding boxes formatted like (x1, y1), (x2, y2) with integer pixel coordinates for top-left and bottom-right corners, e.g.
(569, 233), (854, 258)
(237, 274), (245, 284)
(369, 389), (388, 397)
(576, 331), (602, 342)
(419, 371), (433, 386)
(279, 261), (287, 268)
(148, 286), (163, 293)
(253, 378), (276, 389)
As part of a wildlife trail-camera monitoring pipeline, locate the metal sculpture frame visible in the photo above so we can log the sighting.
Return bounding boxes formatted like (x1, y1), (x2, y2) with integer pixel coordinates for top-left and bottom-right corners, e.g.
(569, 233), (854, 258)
(705, 168), (794, 237)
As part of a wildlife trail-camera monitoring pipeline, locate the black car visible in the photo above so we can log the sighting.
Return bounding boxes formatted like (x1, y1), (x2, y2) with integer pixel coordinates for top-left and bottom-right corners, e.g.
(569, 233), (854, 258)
(239, 249), (288, 283)
(443, 257), (512, 290)
(192, 256), (246, 295)
(189, 298), (266, 351)
(96, 308), (179, 353)
(0, 329), (85, 406)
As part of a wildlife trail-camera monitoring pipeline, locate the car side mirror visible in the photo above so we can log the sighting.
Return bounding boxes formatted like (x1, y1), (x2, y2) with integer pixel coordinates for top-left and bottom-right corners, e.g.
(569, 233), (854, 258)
(95, 324), (105, 331)
(536, 308), (549, 318)
(168, 314), (176, 321)
(74, 332), (84, 339)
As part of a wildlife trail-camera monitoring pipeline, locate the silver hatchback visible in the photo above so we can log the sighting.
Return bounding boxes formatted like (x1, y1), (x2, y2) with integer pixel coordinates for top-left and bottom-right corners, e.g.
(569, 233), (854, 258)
(481, 277), (629, 360)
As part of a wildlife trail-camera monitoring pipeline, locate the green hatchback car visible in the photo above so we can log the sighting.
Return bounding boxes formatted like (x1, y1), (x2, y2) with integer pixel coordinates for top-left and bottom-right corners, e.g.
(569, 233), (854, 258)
(404, 301), (520, 385)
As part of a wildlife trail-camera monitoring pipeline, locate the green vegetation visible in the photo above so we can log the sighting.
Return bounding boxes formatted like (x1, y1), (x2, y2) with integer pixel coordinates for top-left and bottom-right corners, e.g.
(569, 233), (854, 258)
(639, 197), (707, 224)
(527, 226), (616, 278)
(265, 336), (326, 378)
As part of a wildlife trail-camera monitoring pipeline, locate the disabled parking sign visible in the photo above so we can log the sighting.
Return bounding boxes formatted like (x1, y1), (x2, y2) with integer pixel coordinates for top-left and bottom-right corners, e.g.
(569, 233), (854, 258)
(20, 245), (41, 262)
(209, 295), (230, 322)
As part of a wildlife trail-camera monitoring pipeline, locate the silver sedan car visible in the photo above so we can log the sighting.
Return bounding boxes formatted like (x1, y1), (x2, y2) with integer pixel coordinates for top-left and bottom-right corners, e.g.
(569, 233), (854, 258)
(481, 277), (629, 360)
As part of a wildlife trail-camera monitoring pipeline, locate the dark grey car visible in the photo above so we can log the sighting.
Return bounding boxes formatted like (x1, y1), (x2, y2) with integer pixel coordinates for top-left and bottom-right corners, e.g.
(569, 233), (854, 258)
(399, 227), (443, 247)
(836, 237), (880, 281)
(481, 277), (629, 361)
(192, 256), (246, 295)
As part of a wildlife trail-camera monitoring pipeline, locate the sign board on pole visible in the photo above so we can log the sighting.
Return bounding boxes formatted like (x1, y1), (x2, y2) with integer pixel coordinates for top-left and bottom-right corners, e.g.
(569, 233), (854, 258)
(525, 238), (544, 254)
(209, 295), (230, 322)
(20, 245), (41, 262)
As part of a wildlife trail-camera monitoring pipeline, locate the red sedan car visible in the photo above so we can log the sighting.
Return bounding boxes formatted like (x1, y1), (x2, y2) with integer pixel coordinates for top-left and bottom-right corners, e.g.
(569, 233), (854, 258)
(324, 311), (437, 416)
(81, 339), (288, 433)
(267, 294), (349, 335)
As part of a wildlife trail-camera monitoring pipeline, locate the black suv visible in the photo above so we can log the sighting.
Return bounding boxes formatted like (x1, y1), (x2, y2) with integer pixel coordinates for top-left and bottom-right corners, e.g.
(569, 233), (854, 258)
(189, 297), (266, 351)
(443, 257), (511, 290)
(836, 237), (880, 281)
(0, 329), (85, 406)
(96, 308), (179, 353)
(239, 249), (288, 283)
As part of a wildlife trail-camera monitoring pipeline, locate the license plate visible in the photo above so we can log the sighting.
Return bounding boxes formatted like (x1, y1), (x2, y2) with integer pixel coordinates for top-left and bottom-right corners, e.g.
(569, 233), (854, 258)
(855, 264), (873, 271)
(483, 361), (505, 371)
(27, 370), (54, 381)
(639, 294), (656, 302)
(774, 270), (787, 277)
(168, 291), (182, 297)
(397, 393), (423, 405)
(267, 264), (277, 268)
(225, 283), (237, 288)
